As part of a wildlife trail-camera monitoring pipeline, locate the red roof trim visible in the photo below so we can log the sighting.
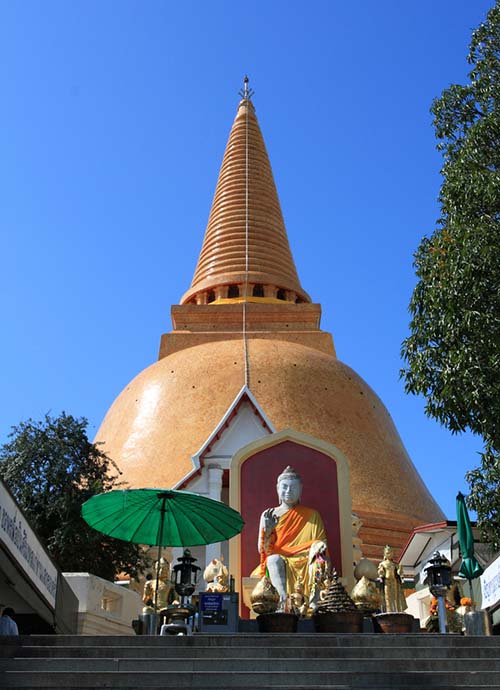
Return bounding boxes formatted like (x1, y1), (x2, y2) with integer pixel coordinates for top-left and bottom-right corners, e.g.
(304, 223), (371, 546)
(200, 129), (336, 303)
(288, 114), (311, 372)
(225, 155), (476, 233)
(398, 520), (452, 562)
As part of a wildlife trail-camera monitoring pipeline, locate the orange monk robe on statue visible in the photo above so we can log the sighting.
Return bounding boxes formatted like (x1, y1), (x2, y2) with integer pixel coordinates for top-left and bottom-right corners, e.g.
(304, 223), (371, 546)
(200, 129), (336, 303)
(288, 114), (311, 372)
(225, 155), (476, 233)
(252, 505), (328, 600)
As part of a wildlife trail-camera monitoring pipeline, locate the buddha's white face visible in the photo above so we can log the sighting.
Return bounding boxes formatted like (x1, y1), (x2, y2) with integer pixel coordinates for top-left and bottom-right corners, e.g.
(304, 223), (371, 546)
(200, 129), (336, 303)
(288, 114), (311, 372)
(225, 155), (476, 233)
(277, 477), (302, 507)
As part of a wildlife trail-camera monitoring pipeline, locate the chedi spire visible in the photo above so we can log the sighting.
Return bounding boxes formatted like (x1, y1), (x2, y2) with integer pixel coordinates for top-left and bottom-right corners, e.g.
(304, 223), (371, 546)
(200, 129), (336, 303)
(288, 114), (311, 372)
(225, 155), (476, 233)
(181, 77), (310, 306)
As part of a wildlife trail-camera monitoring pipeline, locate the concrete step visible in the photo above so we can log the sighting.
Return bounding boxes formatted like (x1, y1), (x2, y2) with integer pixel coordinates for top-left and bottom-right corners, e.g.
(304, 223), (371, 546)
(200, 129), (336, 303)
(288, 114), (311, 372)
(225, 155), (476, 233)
(1, 686), (497, 690)
(0, 684), (337, 690)
(5, 644), (500, 659)
(3, 670), (500, 688)
(3, 634), (500, 689)
(5, 633), (500, 647)
(3, 657), (500, 672)
(3, 683), (498, 690)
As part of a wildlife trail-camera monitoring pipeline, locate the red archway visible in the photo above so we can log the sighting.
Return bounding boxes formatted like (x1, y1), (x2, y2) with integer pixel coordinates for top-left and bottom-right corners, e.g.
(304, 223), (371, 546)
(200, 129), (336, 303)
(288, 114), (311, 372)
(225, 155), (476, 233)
(239, 439), (342, 617)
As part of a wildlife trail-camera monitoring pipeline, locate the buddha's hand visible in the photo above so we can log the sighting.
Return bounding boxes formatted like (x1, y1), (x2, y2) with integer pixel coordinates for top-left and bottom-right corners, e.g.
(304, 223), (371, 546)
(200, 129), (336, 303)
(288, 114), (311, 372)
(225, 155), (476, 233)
(263, 508), (278, 535)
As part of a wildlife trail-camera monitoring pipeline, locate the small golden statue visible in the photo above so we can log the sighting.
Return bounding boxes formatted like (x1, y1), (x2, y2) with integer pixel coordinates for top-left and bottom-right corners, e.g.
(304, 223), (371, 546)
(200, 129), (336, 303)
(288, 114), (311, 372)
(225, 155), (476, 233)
(318, 575), (332, 603)
(290, 581), (308, 618)
(203, 557), (229, 593)
(308, 540), (329, 612)
(142, 557), (172, 611)
(377, 545), (407, 613)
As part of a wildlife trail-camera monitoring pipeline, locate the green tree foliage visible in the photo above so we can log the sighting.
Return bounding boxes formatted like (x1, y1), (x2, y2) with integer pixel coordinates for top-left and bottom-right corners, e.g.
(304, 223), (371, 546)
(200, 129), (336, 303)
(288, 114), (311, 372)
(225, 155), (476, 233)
(0, 412), (150, 580)
(401, 2), (500, 548)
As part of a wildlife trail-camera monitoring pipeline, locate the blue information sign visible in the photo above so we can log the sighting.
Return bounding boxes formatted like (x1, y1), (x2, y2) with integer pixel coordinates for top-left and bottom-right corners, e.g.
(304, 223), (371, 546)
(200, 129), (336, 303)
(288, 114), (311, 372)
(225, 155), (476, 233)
(200, 593), (223, 612)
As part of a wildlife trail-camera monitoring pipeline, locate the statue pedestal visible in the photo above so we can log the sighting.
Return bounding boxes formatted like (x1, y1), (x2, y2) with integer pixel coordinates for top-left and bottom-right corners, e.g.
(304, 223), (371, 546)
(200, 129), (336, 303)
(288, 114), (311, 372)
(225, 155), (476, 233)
(313, 610), (363, 633)
(373, 612), (415, 634)
(257, 613), (298, 633)
(160, 605), (195, 636)
(464, 610), (492, 636)
(138, 613), (160, 635)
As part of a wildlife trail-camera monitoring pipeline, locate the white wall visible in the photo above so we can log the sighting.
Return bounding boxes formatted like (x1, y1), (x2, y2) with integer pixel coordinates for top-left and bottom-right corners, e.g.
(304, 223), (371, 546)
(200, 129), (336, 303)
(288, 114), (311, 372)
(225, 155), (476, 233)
(63, 573), (143, 635)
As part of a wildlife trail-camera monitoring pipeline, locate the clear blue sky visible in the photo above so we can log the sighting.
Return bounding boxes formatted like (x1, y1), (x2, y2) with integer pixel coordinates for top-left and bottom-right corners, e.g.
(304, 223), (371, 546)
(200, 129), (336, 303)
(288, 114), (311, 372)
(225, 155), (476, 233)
(0, 1), (494, 519)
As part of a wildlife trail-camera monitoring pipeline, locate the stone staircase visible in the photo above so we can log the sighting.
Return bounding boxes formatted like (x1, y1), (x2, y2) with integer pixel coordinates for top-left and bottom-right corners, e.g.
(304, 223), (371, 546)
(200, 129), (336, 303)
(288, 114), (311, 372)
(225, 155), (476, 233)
(1, 633), (500, 689)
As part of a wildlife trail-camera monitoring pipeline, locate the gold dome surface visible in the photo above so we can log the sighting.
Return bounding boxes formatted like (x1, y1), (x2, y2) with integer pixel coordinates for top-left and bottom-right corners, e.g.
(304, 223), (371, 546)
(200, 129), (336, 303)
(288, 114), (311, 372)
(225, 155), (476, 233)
(181, 99), (310, 305)
(95, 337), (444, 556)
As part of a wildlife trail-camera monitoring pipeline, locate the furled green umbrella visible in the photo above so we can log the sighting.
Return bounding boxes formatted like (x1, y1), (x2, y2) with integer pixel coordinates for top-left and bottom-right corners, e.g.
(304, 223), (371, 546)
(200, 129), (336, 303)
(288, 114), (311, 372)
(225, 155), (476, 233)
(456, 491), (483, 600)
(82, 488), (244, 610)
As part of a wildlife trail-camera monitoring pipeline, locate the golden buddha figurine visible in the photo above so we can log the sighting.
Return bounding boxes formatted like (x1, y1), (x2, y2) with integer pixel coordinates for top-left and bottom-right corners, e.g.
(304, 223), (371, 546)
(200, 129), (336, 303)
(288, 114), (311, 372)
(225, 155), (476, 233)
(290, 580), (308, 618)
(142, 557), (172, 611)
(377, 545), (407, 613)
(319, 575), (332, 602)
(308, 540), (330, 611)
(203, 557), (229, 593)
(252, 466), (328, 611)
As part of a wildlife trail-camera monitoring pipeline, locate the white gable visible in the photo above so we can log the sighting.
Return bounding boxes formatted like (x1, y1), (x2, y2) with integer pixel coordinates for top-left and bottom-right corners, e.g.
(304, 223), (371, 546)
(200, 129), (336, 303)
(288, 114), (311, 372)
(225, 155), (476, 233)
(174, 386), (273, 494)
(204, 399), (271, 464)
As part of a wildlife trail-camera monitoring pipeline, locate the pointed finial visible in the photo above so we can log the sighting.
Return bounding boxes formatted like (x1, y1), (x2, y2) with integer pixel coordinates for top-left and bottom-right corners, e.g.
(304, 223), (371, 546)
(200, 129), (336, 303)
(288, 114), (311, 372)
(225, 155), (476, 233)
(239, 75), (254, 101)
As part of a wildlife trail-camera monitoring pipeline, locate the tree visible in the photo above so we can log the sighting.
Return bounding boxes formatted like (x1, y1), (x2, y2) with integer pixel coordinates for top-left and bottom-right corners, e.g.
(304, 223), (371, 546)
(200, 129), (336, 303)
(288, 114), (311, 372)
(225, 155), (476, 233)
(0, 412), (150, 580)
(401, 2), (500, 549)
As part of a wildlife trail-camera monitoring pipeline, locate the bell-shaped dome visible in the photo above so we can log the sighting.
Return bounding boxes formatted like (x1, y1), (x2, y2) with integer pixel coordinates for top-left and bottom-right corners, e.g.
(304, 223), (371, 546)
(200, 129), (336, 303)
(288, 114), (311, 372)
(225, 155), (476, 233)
(95, 338), (444, 558)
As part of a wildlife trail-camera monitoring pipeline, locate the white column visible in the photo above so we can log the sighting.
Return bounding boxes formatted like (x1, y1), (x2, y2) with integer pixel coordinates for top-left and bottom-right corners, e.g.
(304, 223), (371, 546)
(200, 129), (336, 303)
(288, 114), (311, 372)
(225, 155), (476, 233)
(205, 465), (224, 567)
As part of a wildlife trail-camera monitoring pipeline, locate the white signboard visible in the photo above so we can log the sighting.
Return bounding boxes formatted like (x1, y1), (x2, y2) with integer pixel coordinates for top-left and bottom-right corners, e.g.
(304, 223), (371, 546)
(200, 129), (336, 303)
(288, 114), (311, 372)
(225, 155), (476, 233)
(480, 553), (500, 609)
(0, 480), (58, 608)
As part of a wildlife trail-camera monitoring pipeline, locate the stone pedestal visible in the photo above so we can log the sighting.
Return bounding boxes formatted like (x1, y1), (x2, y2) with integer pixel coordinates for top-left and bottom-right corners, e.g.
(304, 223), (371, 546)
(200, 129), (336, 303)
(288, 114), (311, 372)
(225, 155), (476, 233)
(257, 613), (298, 633)
(373, 612), (415, 634)
(464, 610), (492, 636)
(313, 610), (364, 633)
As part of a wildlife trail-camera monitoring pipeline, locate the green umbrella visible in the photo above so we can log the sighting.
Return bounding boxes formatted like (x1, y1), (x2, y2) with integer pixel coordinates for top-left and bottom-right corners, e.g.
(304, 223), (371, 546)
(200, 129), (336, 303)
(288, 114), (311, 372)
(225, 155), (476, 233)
(456, 491), (483, 599)
(82, 488), (244, 611)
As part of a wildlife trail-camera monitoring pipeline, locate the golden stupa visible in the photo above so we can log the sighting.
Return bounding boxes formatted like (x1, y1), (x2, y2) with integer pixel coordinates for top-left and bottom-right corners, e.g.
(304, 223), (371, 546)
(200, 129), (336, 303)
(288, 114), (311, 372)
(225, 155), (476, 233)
(95, 79), (444, 560)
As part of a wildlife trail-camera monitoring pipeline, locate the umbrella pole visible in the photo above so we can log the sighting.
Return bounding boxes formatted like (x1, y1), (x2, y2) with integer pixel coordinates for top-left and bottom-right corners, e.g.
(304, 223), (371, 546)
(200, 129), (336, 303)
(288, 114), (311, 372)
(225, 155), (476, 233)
(154, 544), (163, 614)
(154, 496), (167, 614)
(469, 579), (474, 608)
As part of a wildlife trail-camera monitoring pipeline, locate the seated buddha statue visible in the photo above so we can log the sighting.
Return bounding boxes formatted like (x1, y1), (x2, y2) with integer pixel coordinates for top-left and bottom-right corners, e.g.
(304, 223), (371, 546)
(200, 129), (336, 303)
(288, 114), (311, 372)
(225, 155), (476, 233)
(252, 466), (329, 611)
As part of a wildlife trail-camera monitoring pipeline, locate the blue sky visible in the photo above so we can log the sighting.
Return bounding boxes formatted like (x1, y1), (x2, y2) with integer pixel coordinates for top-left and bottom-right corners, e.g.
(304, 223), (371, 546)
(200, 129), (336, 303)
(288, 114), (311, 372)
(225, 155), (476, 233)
(0, 1), (494, 518)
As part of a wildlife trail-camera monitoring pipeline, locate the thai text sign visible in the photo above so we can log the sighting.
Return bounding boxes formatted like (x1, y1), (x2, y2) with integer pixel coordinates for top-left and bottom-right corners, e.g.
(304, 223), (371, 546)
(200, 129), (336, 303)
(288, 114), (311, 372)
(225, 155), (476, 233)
(200, 593), (223, 612)
(0, 480), (58, 608)
(480, 554), (500, 609)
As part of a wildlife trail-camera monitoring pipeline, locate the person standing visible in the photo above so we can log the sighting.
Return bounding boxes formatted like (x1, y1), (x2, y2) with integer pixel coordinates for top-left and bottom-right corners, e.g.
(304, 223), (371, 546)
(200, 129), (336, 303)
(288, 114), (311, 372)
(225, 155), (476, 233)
(0, 607), (19, 635)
